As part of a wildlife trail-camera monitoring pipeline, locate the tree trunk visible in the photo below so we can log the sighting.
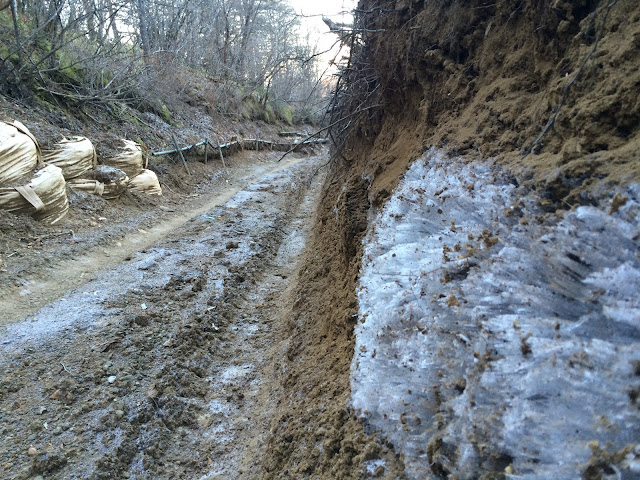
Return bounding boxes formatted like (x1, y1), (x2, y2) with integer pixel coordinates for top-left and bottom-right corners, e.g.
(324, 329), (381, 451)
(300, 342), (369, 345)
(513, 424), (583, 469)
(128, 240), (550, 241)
(137, 0), (151, 59)
(10, 0), (22, 67)
(108, 2), (121, 44)
(83, 0), (96, 42)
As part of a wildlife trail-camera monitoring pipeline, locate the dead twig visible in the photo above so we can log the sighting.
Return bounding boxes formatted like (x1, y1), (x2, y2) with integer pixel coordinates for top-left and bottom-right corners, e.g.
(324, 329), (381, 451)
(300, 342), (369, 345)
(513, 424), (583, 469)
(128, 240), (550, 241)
(277, 104), (382, 162)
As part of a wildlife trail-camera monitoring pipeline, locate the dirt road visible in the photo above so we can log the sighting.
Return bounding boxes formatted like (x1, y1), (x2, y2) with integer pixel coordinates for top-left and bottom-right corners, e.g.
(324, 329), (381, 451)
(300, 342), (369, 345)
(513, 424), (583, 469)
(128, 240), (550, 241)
(0, 153), (325, 479)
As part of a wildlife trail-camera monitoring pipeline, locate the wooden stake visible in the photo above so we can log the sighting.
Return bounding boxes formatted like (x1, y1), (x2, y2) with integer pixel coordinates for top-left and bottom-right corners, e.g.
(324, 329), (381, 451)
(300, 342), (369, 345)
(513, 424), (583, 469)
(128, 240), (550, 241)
(172, 133), (191, 176)
(216, 141), (226, 168)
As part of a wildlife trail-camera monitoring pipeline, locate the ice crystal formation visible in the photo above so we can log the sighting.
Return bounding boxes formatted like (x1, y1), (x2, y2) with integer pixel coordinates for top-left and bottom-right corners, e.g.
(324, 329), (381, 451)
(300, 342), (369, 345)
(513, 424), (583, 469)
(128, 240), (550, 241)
(353, 149), (640, 479)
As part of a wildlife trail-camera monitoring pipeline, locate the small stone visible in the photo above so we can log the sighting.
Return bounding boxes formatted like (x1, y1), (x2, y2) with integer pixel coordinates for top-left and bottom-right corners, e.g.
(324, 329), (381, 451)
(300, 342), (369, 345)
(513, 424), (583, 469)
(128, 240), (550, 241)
(446, 294), (460, 307)
(197, 414), (213, 428)
(53, 427), (63, 435)
(107, 376), (117, 384)
(115, 410), (124, 418)
(98, 217), (107, 221)
(225, 241), (239, 249)
(50, 389), (61, 400)
(140, 303), (147, 310)
(38, 406), (47, 415)
(27, 447), (38, 456)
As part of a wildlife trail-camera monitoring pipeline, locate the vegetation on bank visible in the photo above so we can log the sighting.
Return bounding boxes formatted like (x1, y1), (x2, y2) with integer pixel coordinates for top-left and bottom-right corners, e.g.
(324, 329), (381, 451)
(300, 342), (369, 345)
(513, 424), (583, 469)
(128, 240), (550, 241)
(0, 0), (328, 127)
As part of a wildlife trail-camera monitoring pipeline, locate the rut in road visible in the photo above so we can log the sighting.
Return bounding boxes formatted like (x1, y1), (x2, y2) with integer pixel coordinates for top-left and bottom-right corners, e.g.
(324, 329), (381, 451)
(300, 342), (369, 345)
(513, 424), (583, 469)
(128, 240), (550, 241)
(0, 153), (310, 325)
(0, 155), (325, 480)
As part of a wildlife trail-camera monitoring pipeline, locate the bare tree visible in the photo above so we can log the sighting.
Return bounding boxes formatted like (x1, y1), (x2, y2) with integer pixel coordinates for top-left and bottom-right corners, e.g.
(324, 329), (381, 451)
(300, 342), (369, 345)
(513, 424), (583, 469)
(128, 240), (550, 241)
(0, 0), (333, 124)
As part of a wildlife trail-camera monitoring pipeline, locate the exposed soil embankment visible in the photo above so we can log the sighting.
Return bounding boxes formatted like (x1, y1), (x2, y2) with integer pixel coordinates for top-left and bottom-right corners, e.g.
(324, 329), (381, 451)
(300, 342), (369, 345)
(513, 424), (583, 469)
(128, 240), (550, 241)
(338, 0), (640, 205)
(259, 1), (640, 478)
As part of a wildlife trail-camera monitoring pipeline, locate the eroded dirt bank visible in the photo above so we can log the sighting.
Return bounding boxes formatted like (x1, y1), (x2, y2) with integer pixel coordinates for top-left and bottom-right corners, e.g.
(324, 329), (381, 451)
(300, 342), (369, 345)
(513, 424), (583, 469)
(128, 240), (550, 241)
(258, 1), (640, 479)
(0, 153), (326, 479)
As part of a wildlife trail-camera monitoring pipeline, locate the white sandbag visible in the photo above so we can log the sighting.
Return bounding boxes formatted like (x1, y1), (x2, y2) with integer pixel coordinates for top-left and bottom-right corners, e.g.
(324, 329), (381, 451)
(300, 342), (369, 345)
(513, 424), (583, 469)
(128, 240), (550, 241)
(101, 139), (146, 179)
(128, 169), (162, 196)
(67, 178), (105, 196)
(82, 165), (129, 200)
(0, 121), (41, 186)
(0, 165), (68, 224)
(42, 136), (97, 180)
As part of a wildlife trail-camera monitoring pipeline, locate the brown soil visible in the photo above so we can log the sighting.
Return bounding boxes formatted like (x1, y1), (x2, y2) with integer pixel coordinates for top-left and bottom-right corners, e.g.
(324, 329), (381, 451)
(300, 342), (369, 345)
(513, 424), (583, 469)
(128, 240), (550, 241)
(335, 0), (640, 208)
(0, 150), (325, 480)
(257, 1), (640, 478)
(259, 161), (407, 479)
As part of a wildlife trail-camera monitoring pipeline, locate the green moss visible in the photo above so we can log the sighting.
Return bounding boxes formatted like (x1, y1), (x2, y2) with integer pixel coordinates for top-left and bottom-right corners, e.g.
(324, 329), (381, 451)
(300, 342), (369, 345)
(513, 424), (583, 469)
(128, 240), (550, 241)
(279, 105), (294, 126)
(0, 11), (13, 27)
(0, 41), (19, 64)
(57, 51), (86, 84)
(124, 113), (142, 127)
(263, 103), (275, 123)
(160, 104), (171, 123)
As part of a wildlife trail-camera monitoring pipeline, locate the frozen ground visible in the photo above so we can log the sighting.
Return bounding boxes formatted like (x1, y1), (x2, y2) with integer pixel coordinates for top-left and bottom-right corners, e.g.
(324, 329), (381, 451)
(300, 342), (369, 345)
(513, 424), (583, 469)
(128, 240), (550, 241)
(352, 149), (640, 479)
(0, 155), (325, 479)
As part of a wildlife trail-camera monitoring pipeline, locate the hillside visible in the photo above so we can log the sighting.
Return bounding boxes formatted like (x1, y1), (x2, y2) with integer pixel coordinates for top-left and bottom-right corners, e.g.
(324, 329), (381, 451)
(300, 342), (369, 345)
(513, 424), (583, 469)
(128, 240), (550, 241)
(1, 1), (639, 479)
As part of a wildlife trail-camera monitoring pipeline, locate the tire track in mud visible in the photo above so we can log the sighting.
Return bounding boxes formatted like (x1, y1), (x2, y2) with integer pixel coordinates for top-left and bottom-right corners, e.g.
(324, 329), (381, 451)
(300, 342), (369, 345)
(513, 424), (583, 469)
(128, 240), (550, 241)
(0, 154), (308, 326)
(0, 155), (325, 479)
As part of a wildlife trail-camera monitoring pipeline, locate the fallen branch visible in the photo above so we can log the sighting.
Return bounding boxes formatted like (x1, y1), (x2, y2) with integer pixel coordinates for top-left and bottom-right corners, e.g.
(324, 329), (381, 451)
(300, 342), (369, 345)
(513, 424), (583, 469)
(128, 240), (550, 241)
(278, 103), (382, 162)
(278, 131), (307, 137)
(152, 137), (328, 162)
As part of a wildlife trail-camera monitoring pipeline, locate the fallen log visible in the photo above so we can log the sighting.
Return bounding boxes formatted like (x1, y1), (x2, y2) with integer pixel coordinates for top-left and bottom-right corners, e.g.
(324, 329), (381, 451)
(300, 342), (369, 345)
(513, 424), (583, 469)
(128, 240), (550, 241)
(152, 140), (207, 156)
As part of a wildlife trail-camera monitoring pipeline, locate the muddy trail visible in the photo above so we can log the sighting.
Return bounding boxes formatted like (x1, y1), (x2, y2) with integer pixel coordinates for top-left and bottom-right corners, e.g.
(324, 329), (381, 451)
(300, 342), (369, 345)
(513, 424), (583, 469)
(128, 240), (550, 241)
(0, 152), (311, 325)
(0, 153), (325, 479)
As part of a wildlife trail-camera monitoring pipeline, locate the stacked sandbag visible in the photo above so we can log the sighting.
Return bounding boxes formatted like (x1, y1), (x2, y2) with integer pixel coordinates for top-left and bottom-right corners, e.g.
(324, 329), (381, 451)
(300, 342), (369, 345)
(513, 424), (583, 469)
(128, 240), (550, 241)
(101, 139), (146, 179)
(0, 165), (68, 224)
(69, 165), (129, 200)
(0, 121), (41, 186)
(129, 169), (162, 196)
(42, 136), (97, 180)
